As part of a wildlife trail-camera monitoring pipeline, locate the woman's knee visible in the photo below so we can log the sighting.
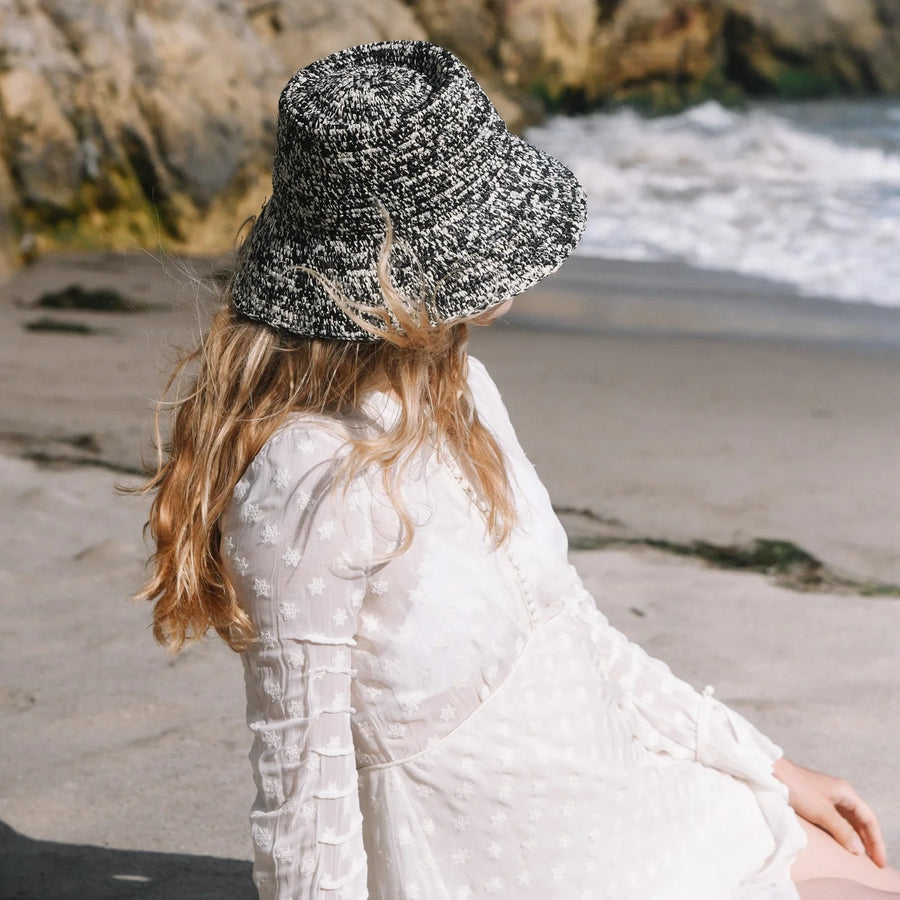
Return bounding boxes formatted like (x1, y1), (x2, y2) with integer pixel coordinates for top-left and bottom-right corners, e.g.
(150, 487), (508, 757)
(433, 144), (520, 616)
(797, 879), (900, 899)
(792, 820), (900, 893)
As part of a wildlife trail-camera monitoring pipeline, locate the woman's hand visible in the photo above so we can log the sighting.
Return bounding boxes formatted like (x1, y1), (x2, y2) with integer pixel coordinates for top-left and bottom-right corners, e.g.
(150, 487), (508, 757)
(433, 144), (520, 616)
(773, 757), (887, 867)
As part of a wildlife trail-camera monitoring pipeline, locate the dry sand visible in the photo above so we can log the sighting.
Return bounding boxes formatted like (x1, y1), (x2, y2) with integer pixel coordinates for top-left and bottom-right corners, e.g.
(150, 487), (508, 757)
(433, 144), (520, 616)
(1, 251), (898, 897)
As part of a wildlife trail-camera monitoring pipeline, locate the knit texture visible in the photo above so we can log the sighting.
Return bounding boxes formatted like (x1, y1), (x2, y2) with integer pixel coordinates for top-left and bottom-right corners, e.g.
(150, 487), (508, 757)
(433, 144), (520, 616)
(232, 41), (587, 341)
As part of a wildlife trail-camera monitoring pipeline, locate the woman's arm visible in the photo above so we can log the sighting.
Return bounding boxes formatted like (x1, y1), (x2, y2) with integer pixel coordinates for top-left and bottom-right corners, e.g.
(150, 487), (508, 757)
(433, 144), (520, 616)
(561, 572), (785, 780)
(468, 356), (782, 780)
(224, 423), (372, 900)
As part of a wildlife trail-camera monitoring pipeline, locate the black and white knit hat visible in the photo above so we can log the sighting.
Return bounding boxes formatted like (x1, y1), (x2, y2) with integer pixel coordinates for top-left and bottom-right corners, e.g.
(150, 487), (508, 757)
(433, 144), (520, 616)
(232, 40), (587, 341)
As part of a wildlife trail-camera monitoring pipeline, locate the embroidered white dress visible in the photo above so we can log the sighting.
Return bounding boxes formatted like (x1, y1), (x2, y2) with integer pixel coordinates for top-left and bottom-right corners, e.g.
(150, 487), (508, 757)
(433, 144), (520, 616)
(220, 356), (807, 900)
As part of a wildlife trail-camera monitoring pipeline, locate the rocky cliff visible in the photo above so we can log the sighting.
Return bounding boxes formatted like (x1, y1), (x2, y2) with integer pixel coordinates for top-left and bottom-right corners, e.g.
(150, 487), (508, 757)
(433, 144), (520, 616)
(2, 0), (899, 276)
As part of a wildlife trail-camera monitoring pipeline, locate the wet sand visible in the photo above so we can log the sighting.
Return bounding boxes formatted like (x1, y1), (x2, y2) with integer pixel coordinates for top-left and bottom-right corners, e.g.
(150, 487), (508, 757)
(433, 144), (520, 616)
(1, 251), (898, 895)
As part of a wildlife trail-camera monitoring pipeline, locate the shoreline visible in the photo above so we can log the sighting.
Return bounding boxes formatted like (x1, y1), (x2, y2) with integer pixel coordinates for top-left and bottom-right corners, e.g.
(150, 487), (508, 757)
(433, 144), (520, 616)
(511, 254), (900, 350)
(6, 248), (900, 347)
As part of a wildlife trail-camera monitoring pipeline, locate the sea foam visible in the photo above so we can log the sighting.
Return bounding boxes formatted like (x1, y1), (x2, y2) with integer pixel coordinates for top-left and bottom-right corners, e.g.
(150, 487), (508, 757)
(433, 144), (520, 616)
(527, 99), (900, 307)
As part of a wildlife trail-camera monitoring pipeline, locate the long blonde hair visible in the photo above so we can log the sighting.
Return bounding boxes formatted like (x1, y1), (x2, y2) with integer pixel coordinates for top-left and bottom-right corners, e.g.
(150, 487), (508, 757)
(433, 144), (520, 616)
(131, 220), (515, 653)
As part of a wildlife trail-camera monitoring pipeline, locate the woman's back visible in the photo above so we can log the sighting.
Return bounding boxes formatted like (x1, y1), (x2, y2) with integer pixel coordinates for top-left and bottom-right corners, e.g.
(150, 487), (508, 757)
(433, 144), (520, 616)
(221, 357), (803, 899)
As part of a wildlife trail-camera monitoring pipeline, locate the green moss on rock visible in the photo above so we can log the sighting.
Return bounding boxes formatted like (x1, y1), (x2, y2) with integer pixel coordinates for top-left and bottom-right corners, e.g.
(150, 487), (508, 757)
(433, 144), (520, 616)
(771, 65), (846, 99)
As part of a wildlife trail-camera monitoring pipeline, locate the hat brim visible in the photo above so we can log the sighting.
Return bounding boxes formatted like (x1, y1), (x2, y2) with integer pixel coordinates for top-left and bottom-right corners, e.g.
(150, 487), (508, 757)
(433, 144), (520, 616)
(427, 130), (588, 323)
(232, 128), (586, 341)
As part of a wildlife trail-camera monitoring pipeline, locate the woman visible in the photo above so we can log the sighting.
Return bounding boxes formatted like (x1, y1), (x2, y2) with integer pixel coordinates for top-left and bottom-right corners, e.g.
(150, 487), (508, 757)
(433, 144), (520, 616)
(137, 41), (899, 899)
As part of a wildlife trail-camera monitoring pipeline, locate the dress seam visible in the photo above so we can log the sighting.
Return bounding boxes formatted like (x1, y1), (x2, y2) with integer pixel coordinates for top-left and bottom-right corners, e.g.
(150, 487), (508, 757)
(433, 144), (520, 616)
(357, 604), (565, 774)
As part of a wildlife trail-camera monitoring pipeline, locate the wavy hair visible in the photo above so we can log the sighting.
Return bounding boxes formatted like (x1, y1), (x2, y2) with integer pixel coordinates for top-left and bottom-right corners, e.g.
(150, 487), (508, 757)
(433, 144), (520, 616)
(130, 215), (515, 653)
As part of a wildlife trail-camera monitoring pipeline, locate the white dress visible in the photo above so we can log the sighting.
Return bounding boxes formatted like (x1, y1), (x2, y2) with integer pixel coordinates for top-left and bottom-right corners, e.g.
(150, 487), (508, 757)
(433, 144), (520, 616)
(220, 356), (807, 900)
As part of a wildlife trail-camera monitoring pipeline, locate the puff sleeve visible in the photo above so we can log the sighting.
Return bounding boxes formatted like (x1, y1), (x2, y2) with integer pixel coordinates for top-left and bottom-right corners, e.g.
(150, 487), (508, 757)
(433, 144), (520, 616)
(220, 422), (372, 900)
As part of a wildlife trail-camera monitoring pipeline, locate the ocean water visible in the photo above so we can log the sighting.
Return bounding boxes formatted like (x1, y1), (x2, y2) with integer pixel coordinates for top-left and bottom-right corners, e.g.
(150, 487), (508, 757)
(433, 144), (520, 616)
(526, 99), (900, 308)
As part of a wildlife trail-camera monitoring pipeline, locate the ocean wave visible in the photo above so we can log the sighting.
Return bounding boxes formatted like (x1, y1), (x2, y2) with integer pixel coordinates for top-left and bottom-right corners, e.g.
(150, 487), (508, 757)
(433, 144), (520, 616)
(527, 100), (900, 307)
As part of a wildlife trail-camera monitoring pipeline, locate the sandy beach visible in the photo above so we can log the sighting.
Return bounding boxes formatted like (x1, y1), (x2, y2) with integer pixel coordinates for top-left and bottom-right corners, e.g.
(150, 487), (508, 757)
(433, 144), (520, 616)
(1, 251), (899, 897)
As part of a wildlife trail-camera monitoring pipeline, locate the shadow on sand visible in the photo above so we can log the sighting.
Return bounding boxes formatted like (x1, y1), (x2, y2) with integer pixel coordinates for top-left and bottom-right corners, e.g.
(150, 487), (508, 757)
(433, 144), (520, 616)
(0, 821), (255, 899)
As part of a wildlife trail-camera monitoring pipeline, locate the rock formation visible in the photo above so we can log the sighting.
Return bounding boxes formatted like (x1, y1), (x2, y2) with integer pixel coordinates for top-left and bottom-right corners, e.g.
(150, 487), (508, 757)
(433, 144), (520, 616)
(0, 0), (429, 275)
(722, 0), (900, 98)
(436, 0), (900, 113)
(1, 0), (899, 275)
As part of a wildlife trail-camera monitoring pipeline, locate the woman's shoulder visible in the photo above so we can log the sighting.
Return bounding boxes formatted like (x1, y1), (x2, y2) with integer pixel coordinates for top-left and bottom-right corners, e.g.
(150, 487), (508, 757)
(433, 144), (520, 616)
(466, 355), (517, 443)
(269, 412), (355, 455)
(467, 355), (508, 408)
(247, 412), (364, 479)
(466, 354), (493, 391)
(235, 413), (357, 498)
(229, 413), (373, 526)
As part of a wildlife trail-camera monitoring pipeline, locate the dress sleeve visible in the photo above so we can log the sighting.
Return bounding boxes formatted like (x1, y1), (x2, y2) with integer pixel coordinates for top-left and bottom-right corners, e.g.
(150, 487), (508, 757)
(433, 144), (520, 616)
(222, 422), (372, 900)
(466, 355), (784, 788)
(562, 572), (784, 784)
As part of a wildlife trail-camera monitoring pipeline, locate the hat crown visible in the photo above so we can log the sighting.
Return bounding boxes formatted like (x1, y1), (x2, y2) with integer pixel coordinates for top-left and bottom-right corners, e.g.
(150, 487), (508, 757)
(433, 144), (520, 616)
(277, 42), (486, 150)
(283, 60), (434, 145)
(271, 42), (495, 226)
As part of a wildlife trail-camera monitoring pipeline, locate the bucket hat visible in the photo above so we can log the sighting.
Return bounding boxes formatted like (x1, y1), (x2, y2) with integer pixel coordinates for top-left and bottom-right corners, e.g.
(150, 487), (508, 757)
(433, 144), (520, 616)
(232, 40), (587, 341)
